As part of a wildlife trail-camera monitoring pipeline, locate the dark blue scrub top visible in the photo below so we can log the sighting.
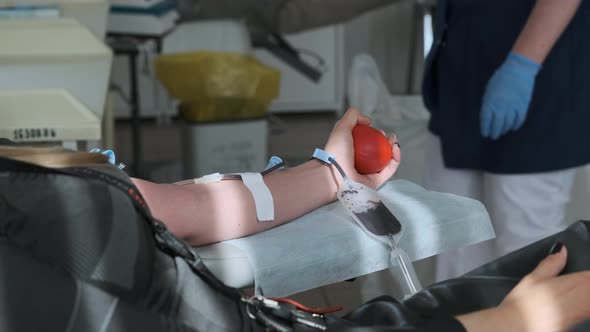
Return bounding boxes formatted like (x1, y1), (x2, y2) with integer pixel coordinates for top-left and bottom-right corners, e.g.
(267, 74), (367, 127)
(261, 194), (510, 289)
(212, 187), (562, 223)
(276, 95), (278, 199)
(423, 0), (590, 174)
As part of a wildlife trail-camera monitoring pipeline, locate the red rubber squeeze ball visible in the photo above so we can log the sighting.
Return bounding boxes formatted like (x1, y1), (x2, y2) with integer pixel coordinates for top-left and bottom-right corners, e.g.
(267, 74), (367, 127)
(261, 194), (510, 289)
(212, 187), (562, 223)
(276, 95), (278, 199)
(352, 124), (393, 174)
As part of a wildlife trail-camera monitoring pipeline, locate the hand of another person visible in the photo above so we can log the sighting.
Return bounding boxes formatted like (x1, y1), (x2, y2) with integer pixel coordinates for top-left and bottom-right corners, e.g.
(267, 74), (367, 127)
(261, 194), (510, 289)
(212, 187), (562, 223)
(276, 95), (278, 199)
(459, 245), (590, 332)
(480, 52), (541, 140)
(498, 245), (590, 332)
(322, 108), (401, 189)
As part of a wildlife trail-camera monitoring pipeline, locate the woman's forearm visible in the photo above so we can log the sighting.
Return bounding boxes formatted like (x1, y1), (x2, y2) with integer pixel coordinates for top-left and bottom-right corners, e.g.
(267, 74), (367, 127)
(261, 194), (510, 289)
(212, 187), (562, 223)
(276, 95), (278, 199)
(512, 0), (581, 63)
(456, 307), (522, 332)
(278, 0), (396, 33)
(134, 109), (397, 247)
(134, 160), (340, 246)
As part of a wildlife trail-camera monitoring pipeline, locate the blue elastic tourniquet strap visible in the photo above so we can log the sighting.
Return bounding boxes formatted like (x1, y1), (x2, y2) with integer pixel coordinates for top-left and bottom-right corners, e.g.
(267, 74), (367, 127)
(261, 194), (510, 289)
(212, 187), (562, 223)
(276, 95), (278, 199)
(264, 156), (285, 172)
(311, 148), (336, 164)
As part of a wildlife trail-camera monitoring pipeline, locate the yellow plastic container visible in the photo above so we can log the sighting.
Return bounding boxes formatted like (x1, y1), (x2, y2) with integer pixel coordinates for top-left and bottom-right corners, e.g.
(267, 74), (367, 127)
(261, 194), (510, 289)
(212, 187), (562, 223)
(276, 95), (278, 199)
(155, 51), (280, 123)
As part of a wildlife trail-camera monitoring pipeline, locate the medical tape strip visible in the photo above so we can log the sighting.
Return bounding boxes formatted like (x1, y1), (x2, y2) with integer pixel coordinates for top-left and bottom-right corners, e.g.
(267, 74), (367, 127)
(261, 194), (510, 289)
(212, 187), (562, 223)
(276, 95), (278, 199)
(186, 172), (274, 221)
(190, 173), (224, 184)
(237, 172), (275, 222)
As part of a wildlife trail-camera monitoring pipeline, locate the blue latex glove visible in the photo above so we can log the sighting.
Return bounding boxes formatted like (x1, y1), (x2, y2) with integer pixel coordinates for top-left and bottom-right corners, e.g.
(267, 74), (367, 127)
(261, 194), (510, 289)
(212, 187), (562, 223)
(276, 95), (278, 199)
(480, 52), (541, 140)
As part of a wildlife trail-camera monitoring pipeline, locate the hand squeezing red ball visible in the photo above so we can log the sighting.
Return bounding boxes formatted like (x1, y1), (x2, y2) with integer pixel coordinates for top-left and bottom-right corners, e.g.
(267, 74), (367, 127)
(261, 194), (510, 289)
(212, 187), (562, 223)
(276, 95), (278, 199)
(352, 124), (394, 174)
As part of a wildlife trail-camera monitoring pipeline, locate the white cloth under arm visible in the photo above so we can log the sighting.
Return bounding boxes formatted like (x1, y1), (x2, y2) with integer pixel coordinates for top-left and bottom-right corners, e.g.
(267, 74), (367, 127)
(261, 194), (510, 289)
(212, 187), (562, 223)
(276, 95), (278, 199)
(194, 180), (494, 297)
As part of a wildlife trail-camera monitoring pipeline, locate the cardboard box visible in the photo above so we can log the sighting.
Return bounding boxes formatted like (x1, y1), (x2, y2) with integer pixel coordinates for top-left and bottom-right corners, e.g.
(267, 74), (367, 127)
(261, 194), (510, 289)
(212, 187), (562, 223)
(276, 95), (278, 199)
(182, 119), (268, 178)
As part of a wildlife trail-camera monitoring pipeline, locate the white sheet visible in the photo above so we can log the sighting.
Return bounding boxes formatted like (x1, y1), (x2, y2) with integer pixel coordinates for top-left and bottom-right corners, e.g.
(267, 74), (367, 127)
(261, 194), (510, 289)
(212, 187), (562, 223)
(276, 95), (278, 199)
(193, 180), (494, 297)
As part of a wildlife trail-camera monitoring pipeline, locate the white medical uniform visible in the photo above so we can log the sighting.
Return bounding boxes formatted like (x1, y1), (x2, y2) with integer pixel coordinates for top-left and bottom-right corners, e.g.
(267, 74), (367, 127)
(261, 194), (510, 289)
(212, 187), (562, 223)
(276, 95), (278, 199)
(423, 133), (577, 281)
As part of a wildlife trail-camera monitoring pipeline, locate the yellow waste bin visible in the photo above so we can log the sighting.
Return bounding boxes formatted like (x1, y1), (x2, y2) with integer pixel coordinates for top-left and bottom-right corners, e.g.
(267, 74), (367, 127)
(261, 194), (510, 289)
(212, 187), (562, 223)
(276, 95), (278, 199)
(155, 51), (280, 123)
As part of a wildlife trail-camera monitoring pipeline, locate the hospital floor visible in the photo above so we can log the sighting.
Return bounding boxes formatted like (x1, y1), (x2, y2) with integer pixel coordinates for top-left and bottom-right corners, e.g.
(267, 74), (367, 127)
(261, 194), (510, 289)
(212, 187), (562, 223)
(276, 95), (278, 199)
(114, 112), (436, 312)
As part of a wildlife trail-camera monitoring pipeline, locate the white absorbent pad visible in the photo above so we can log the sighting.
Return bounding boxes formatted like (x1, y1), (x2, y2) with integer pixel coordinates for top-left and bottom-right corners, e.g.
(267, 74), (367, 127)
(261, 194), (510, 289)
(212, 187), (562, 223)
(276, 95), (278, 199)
(192, 180), (494, 297)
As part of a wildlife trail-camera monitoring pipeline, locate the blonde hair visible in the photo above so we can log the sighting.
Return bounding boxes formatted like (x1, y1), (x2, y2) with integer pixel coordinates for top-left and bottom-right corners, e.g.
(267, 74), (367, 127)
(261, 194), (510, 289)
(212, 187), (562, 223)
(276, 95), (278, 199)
(0, 145), (111, 168)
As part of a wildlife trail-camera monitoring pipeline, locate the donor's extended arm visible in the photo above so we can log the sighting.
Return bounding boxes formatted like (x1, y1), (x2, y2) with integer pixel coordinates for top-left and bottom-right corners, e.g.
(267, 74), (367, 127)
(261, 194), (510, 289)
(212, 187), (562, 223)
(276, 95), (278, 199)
(134, 109), (401, 246)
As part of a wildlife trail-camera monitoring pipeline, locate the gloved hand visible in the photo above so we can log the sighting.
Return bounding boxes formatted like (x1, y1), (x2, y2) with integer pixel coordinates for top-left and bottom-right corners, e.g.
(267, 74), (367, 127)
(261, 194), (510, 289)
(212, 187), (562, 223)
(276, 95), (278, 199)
(480, 52), (541, 140)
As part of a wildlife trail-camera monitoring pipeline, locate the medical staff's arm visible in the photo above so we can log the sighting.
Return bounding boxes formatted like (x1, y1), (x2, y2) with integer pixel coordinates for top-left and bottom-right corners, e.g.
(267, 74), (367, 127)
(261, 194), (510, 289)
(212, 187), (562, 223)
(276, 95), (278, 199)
(177, 0), (395, 34)
(512, 0), (582, 64)
(277, 0), (396, 33)
(480, 0), (582, 139)
(134, 109), (401, 246)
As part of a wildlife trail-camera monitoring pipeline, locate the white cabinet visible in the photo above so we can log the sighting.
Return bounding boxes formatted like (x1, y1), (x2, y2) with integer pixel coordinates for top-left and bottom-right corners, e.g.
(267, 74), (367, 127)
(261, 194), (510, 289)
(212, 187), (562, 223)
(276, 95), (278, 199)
(111, 54), (173, 119)
(253, 25), (345, 113)
(0, 18), (112, 119)
(253, 0), (423, 114)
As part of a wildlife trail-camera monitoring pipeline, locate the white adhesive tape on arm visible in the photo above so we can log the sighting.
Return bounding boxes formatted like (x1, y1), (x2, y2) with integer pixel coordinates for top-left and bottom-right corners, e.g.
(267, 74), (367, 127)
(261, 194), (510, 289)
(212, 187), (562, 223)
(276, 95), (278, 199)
(193, 173), (223, 184)
(239, 173), (275, 222)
